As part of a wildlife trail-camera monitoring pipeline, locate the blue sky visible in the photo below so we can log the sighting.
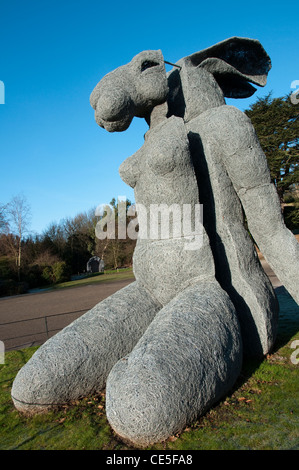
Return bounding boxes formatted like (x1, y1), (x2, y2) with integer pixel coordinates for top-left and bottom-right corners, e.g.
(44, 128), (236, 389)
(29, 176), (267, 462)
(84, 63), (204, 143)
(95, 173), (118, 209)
(0, 0), (298, 235)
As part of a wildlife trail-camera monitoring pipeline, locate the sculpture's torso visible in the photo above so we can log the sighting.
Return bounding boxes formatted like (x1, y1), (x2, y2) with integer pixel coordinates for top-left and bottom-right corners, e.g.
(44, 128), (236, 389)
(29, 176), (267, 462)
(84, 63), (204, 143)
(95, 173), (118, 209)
(120, 105), (278, 353)
(119, 115), (215, 305)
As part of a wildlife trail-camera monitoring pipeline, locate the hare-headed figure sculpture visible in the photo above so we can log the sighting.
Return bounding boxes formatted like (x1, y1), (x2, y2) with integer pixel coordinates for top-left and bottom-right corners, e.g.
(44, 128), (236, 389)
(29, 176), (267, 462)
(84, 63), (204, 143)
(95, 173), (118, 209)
(12, 38), (299, 447)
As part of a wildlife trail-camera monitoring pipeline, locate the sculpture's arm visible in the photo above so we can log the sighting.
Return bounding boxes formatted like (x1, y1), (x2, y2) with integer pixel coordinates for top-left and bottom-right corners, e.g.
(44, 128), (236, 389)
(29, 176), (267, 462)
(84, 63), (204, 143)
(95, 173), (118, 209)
(212, 105), (299, 305)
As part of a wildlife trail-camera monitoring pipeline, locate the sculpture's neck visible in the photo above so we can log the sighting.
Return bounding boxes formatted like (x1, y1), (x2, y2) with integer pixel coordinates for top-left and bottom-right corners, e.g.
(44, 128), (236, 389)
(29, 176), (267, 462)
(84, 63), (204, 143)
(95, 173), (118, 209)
(146, 64), (226, 131)
(146, 101), (169, 130)
(174, 64), (226, 122)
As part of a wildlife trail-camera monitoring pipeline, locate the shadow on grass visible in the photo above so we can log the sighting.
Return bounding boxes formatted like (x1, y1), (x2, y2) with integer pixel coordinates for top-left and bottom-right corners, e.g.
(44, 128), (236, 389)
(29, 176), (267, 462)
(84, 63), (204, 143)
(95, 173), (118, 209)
(273, 285), (299, 351)
(11, 424), (62, 450)
(222, 285), (299, 401)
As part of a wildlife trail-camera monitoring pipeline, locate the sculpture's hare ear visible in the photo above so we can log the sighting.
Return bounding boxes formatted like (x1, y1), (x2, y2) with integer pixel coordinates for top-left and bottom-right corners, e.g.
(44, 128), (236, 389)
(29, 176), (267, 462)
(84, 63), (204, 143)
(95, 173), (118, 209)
(179, 37), (271, 98)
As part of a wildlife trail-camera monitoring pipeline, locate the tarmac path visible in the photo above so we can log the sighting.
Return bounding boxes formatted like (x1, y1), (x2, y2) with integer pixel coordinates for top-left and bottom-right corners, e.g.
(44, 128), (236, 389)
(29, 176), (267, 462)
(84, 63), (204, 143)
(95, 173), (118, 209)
(0, 255), (292, 351)
(0, 278), (134, 350)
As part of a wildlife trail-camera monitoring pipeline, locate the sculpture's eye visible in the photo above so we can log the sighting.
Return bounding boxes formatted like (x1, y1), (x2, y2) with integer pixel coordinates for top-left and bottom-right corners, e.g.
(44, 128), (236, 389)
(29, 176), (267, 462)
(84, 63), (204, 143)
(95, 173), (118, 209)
(141, 60), (159, 72)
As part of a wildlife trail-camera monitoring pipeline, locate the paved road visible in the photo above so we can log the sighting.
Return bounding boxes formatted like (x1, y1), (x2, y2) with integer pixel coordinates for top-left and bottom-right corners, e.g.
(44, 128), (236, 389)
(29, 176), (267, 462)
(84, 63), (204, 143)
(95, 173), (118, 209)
(260, 259), (282, 288)
(0, 259), (285, 351)
(0, 278), (134, 350)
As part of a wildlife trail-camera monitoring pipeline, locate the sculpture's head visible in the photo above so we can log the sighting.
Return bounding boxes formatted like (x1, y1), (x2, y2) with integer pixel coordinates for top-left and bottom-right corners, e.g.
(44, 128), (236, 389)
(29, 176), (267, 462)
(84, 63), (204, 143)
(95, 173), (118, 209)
(90, 50), (168, 132)
(90, 37), (271, 130)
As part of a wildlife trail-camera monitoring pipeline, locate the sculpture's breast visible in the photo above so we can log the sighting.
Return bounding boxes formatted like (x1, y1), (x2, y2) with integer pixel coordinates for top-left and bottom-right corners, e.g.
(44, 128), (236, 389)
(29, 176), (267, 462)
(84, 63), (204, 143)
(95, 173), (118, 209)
(120, 116), (200, 208)
(119, 151), (141, 189)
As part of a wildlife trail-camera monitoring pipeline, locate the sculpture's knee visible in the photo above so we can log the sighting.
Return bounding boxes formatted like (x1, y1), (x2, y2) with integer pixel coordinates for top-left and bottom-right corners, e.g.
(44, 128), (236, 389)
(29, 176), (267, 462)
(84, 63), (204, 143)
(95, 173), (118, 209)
(11, 331), (87, 413)
(11, 281), (162, 414)
(106, 282), (242, 446)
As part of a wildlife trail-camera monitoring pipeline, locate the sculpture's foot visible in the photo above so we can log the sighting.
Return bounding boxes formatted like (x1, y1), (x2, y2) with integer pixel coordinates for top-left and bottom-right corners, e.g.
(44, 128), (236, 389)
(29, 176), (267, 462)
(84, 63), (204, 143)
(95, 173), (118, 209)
(106, 281), (242, 447)
(11, 281), (161, 414)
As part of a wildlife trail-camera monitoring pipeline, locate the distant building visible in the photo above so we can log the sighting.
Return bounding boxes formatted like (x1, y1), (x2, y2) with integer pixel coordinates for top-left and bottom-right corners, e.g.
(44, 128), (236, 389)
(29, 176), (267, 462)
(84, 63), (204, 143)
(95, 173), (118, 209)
(87, 256), (105, 273)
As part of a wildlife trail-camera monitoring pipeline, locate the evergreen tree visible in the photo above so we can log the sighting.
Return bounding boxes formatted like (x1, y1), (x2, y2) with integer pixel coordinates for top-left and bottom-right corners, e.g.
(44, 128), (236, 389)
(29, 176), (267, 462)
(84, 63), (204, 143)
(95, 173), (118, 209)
(245, 93), (299, 201)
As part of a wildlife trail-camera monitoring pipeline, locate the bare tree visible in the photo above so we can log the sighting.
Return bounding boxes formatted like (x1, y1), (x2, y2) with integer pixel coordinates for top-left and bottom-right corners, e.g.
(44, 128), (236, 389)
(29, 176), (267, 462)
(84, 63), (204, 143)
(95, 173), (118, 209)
(6, 194), (31, 280)
(0, 203), (8, 233)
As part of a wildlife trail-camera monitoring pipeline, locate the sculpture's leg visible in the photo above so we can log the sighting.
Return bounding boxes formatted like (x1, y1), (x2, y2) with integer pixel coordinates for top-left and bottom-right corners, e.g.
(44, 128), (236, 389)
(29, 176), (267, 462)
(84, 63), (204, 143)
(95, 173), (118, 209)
(188, 116), (279, 358)
(106, 281), (242, 447)
(11, 281), (161, 414)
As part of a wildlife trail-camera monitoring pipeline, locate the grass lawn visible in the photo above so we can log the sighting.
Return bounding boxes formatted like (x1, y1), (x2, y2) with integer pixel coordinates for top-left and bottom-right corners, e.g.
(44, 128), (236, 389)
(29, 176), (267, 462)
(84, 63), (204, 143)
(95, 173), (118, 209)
(0, 287), (298, 450)
(41, 268), (135, 291)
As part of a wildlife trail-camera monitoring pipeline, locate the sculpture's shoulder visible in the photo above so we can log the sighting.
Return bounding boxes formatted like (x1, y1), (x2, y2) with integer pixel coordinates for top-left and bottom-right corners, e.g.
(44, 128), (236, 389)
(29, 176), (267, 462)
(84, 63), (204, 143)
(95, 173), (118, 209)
(187, 105), (251, 137)
(145, 115), (186, 141)
(188, 105), (270, 191)
(187, 105), (260, 161)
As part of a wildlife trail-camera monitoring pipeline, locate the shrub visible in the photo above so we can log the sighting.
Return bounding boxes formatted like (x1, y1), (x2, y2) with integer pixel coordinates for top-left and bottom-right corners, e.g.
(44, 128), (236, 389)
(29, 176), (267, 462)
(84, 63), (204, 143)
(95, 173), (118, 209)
(0, 279), (28, 297)
(283, 194), (295, 204)
(52, 261), (70, 283)
(42, 261), (70, 284)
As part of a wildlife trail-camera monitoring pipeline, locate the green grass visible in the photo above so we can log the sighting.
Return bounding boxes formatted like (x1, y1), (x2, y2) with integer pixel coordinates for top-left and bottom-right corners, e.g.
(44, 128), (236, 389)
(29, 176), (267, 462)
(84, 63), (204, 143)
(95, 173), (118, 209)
(48, 268), (135, 291)
(1, 288), (299, 450)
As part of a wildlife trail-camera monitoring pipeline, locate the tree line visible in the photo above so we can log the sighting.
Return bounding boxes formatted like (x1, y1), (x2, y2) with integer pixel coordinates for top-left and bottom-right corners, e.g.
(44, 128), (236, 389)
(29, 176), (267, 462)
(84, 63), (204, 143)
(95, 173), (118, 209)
(245, 92), (299, 230)
(0, 92), (298, 296)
